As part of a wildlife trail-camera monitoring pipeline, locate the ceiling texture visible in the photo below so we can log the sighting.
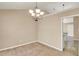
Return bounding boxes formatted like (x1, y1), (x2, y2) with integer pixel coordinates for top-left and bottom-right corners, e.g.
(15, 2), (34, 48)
(0, 2), (79, 14)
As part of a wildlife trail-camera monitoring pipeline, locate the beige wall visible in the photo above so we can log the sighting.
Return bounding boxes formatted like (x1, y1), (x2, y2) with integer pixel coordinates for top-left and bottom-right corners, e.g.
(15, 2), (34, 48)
(0, 8), (79, 51)
(0, 10), (36, 49)
(38, 14), (62, 51)
(38, 8), (79, 51)
(74, 16), (79, 40)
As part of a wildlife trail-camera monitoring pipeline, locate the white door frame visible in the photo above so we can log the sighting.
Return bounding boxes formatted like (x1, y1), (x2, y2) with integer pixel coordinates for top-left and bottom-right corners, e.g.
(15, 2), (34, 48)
(61, 14), (79, 51)
(61, 17), (64, 51)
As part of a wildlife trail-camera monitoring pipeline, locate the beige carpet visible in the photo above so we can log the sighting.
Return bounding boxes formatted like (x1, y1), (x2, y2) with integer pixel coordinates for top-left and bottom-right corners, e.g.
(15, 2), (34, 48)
(0, 42), (77, 56)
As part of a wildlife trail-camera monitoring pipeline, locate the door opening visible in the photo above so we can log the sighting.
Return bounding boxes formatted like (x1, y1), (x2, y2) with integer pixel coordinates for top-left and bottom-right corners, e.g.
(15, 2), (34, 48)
(61, 15), (79, 56)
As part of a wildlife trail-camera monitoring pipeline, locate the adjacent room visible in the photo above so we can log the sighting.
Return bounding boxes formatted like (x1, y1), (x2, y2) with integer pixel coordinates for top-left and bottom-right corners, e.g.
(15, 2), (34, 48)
(0, 2), (79, 56)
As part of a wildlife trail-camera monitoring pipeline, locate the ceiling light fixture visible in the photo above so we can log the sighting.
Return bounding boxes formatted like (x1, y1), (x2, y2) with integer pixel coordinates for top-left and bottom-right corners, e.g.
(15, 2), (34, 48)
(29, 9), (34, 13)
(29, 2), (45, 21)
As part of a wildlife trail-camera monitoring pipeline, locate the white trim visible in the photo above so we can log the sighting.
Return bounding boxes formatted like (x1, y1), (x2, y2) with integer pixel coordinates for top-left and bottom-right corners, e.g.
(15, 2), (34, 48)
(0, 41), (37, 52)
(62, 14), (79, 18)
(38, 41), (63, 51)
(0, 41), (63, 52)
(42, 10), (79, 18)
(61, 14), (79, 51)
(43, 13), (55, 18)
(60, 17), (64, 51)
(41, 12), (59, 18)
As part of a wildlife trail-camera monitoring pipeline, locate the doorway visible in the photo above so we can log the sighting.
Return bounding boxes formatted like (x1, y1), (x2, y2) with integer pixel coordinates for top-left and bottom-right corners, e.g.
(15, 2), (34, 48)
(61, 15), (79, 56)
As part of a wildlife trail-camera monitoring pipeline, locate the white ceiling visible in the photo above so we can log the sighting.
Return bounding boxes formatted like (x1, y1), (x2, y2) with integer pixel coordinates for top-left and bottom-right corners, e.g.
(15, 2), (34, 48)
(0, 2), (79, 14)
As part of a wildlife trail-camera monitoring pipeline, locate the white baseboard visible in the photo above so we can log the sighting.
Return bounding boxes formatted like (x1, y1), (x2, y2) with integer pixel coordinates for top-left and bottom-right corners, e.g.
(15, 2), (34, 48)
(0, 41), (37, 52)
(0, 40), (63, 52)
(38, 41), (63, 51)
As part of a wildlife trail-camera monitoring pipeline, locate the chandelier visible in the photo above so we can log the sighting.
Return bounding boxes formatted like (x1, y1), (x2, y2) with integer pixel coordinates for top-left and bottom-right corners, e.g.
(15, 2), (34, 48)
(29, 2), (45, 21)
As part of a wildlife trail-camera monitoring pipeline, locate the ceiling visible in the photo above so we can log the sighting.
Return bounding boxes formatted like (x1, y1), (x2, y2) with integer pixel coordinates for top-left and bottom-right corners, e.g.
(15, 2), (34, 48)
(0, 2), (79, 14)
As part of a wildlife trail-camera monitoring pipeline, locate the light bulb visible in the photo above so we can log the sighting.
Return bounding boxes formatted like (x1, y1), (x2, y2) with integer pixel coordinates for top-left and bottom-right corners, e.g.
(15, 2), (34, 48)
(40, 12), (44, 15)
(31, 13), (35, 16)
(36, 9), (40, 13)
(29, 9), (33, 13)
(36, 14), (40, 17)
